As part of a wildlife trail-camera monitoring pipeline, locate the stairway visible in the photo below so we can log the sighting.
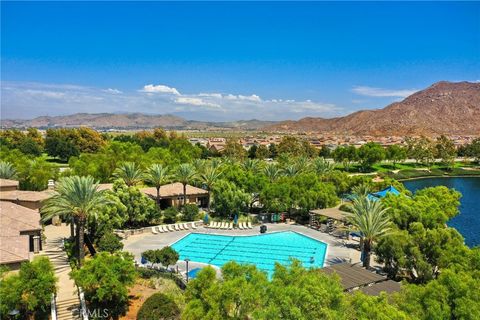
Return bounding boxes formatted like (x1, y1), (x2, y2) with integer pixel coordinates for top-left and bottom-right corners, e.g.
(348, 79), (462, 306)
(41, 224), (83, 320)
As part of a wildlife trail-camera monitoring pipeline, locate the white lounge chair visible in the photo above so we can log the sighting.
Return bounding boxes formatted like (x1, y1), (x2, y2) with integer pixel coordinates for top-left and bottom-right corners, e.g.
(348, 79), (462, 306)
(217, 222), (223, 229)
(151, 227), (158, 234)
(179, 223), (185, 230)
(222, 222), (229, 230)
(247, 222), (253, 229)
(183, 223), (190, 230)
(167, 225), (175, 232)
(209, 222), (216, 228)
(191, 222), (197, 229)
(156, 226), (163, 233)
(238, 222), (244, 230)
(213, 222), (220, 229)
(174, 224), (180, 231)
(229, 223), (233, 229)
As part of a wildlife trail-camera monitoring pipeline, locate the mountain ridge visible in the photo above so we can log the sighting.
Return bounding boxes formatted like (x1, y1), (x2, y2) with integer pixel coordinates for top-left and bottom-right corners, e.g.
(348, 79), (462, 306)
(263, 81), (480, 135)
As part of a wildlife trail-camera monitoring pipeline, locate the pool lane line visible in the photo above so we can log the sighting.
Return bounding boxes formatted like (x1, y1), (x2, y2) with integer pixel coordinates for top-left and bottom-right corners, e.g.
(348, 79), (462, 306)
(208, 236), (237, 264)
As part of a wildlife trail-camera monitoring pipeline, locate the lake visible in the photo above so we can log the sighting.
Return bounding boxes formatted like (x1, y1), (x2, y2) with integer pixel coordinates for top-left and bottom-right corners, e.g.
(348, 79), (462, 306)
(402, 177), (480, 247)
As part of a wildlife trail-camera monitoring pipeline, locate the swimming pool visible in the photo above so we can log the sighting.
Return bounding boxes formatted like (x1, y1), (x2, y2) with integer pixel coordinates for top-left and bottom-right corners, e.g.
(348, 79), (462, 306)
(171, 231), (328, 275)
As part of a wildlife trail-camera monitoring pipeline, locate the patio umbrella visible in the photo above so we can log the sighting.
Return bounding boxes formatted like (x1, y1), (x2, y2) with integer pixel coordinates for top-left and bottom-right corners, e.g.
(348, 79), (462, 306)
(204, 213), (209, 224)
(234, 214), (238, 225)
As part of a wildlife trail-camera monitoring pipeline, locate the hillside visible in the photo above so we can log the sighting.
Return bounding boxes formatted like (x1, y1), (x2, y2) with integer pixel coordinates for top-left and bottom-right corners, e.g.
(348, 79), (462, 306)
(0, 113), (276, 131)
(264, 81), (480, 135)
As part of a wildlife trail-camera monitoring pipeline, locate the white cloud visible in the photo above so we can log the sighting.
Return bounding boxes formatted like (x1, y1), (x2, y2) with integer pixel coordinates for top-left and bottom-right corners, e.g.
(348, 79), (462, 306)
(140, 84), (180, 95)
(1, 81), (343, 121)
(174, 97), (221, 108)
(352, 86), (418, 98)
(103, 88), (122, 94)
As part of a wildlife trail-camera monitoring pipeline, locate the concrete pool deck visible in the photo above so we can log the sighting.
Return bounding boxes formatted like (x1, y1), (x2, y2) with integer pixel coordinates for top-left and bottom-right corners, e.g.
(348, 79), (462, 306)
(123, 223), (362, 275)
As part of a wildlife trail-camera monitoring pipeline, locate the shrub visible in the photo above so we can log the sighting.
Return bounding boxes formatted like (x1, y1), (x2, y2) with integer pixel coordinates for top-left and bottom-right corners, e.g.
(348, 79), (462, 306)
(97, 232), (124, 253)
(182, 204), (199, 221)
(137, 293), (180, 320)
(163, 207), (179, 224)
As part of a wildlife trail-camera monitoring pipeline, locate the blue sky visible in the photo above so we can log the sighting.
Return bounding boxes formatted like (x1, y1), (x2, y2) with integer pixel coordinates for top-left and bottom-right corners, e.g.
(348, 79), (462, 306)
(1, 1), (479, 121)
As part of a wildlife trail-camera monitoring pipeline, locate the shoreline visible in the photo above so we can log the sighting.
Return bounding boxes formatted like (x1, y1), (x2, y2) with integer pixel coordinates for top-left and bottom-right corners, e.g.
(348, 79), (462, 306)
(398, 174), (480, 182)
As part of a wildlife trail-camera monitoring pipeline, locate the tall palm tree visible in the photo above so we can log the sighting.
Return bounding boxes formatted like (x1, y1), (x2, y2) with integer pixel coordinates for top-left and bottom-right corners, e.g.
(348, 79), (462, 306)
(0, 161), (17, 179)
(41, 176), (110, 266)
(351, 184), (372, 198)
(145, 164), (170, 206)
(199, 165), (223, 212)
(345, 197), (391, 268)
(113, 162), (144, 186)
(264, 164), (281, 182)
(175, 164), (196, 206)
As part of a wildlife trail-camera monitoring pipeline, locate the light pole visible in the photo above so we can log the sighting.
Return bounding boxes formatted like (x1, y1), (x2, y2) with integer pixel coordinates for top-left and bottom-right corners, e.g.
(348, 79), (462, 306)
(185, 258), (190, 283)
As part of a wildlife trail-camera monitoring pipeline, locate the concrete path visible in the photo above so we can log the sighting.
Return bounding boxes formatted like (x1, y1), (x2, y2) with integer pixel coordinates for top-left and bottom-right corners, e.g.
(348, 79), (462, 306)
(42, 224), (81, 320)
(123, 223), (364, 276)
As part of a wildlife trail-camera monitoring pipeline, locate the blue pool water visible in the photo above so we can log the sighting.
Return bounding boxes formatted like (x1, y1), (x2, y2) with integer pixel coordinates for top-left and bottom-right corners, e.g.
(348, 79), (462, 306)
(171, 231), (328, 275)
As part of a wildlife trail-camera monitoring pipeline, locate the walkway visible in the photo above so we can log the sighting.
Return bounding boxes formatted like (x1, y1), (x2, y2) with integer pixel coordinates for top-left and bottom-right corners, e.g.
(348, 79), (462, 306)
(41, 224), (81, 320)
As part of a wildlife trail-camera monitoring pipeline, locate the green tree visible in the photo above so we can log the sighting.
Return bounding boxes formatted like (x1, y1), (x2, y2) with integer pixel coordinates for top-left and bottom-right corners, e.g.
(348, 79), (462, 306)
(264, 163), (282, 182)
(175, 163), (197, 206)
(386, 145), (407, 168)
(42, 176), (111, 265)
(114, 161), (144, 187)
(137, 293), (181, 320)
(182, 203), (199, 221)
(71, 252), (136, 318)
(16, 158), (58, 191)
(465, 138), (480, 163)
(145, 163), (170, 206)
(409, 137), (436, 167)
(212, 180), (249, 217)
(311, 157), (334, 175)
(0, 256), (57, 318)
(223, 139), (247, 160)
(163, 206), (179, 224)
(332, 146), (358, 172)
(158, 246), (180, 269)
(255, 144), (270, 159)
(435, 135), (456, 169)
(0, 160), (17, 179)
(97, 232), (124, 253)
(346, 197), (391, 268)
(357, 142), (385, 172)
(18, 137), (43, 156)
(113, 180), (159, 227)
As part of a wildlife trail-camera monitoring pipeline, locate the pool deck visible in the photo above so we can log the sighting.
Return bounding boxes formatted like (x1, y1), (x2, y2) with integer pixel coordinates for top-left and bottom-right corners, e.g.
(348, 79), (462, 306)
(124, 223), (363, 275)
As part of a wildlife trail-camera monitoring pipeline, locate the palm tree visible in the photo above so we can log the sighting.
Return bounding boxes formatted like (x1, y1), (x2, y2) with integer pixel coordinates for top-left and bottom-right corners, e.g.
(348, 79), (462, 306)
(175, 164), (196, 206)
(264, 164), (281, 182)
(0, 160), (17, 179)
(242, 159), (263, 174)
(199, 165), (223, 212)
(345, 197), (391, 268)
(145, 164), (170, 207)
(282, 164), (300, 177)
(41, 176), (110, 266)
(351, 184), (372, 198)
(113, 162), (144, 186)
(312, 157), (334, 175)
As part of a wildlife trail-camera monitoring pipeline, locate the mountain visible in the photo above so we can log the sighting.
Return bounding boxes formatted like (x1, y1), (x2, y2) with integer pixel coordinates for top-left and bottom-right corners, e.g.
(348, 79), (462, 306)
(0, 112), (277, 131)
(264, 81), (480, 136)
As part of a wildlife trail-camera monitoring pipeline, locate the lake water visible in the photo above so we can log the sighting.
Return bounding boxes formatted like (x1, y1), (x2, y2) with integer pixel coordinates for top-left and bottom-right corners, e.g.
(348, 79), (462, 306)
(402, 177), (480, 247)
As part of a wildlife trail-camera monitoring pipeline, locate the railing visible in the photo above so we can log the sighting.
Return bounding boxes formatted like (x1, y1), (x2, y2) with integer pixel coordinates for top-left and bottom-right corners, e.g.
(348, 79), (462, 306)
(78, 288), (89, 320)
(50, 294), (57, 320)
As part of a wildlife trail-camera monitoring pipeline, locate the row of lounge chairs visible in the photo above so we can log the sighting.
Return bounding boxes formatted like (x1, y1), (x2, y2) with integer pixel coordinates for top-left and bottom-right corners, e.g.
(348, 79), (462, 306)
(151, 222), (198, 234)
(206, 221), (253, 230)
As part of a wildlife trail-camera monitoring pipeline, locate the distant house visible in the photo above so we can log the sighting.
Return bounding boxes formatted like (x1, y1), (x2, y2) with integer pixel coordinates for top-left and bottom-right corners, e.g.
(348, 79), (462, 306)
(141, 182), (209, 209)
(0, 201), (42, 270)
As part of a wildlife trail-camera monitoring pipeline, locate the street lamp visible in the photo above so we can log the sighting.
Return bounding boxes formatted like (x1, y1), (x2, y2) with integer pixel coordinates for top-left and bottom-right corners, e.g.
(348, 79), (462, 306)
(185, 258), (191, 283)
